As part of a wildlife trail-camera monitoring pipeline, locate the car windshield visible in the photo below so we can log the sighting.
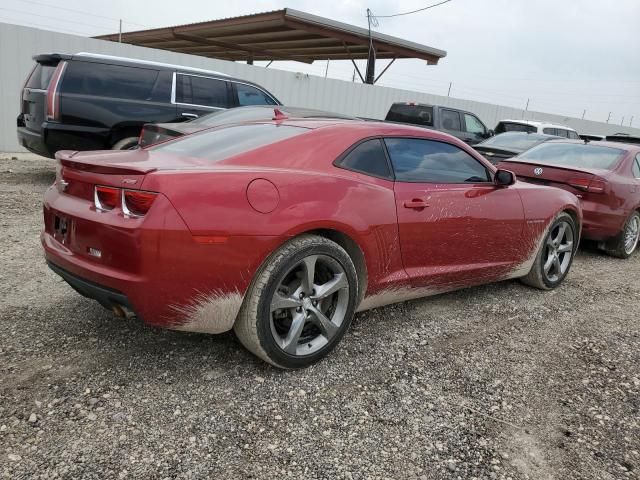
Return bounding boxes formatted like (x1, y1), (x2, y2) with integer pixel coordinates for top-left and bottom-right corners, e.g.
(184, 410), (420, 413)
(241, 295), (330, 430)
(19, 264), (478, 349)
(517, 142), (625, 169)
(149, 123), (307, 161)
(480, 133), (551, 150)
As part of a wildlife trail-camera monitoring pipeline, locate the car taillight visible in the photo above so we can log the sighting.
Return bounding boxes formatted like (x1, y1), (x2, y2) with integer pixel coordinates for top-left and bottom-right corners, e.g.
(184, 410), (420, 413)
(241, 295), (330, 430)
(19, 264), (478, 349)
(568, 177), (606, 193)
(95, 186), (120, 211)
(46, 61), (67, 121)
(123, 190), (157, 216)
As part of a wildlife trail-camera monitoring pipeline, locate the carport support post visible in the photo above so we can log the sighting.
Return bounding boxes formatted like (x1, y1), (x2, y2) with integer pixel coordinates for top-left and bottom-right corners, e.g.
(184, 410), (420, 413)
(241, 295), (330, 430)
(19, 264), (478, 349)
(118, 19), (122, 43)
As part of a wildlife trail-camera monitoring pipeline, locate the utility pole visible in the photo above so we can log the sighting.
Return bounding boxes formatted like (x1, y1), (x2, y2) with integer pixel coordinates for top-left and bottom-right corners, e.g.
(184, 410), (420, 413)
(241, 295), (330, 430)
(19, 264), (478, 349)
(447, 82), (452, 97)
(631, 116), (634, 127)
(621, 116), (625, 126)
(581, 109), (586, 120)
(606, 112), (611, 123)
(522, 98), (529, 119)
(118, 19), (122, 43)
(324, 59), (330, 78)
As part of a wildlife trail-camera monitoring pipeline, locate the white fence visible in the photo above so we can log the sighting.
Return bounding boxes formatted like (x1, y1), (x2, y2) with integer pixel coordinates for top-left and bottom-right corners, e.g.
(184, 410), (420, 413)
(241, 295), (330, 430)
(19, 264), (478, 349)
(1, 22), (638, 152)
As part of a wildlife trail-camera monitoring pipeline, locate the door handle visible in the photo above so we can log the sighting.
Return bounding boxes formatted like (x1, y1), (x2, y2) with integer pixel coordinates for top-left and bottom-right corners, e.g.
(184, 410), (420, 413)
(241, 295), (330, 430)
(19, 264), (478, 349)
(181, 113), (198, 119)
(403, 199), (429, 210)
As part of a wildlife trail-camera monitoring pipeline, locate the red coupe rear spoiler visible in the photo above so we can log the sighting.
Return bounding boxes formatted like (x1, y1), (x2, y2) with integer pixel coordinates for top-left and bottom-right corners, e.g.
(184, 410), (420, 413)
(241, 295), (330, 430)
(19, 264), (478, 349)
(55, 150), (157, 176)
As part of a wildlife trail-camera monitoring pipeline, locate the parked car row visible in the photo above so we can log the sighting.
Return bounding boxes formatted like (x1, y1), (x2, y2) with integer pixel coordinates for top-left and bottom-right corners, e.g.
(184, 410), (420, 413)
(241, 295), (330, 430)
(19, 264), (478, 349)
(16, 51), (640, 368)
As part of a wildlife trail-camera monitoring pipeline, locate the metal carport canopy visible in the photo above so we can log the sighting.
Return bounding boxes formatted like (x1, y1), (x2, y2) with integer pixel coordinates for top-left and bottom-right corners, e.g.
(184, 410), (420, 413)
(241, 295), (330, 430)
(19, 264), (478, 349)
(95, 8), (446, 74)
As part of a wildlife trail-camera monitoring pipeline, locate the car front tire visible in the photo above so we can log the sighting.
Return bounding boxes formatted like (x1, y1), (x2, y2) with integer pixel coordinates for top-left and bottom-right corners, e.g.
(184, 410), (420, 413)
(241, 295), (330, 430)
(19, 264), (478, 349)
(234, 234), (359, 369)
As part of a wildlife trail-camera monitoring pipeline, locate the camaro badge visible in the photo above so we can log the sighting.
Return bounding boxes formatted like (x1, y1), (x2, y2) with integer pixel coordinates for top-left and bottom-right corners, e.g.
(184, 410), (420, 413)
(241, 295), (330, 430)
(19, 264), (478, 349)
(534, 167), (544, 176)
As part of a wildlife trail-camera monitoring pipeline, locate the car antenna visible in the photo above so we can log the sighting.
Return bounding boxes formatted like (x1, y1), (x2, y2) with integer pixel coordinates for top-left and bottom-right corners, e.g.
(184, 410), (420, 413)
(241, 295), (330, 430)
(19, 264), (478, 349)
(272, 108), (288, 121)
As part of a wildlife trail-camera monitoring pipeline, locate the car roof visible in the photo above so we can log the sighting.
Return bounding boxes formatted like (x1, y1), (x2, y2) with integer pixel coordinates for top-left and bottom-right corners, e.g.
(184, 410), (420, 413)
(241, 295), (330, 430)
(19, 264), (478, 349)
(499, 119), (577, 131)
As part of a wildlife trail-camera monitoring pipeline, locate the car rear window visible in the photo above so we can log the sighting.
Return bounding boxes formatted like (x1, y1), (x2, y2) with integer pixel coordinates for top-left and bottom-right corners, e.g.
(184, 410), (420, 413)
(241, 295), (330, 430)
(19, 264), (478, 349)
(480, 133), (550, 150)
(60, 61), (159, 100)
(26, 63), (56, 90)
(149, 123), (307, 161)
(385, 104), (434, 127)
(518, 143), (625, 169)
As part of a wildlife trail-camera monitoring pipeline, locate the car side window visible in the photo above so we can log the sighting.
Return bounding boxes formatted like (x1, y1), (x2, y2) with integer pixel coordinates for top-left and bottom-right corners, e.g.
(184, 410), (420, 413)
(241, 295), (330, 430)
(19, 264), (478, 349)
(384, 138), (490, 183)
(337, 139), (392, 179)
(464, 114), (486, 135)
(236, 83), (277, 106)
(556, 129), (569, 138)
(175, 74), (229, 108)
(567, 131), (579, 139)
(441, 109), (462, 131)
(543, 128), (556, 135)
(633, 155), (640, 178)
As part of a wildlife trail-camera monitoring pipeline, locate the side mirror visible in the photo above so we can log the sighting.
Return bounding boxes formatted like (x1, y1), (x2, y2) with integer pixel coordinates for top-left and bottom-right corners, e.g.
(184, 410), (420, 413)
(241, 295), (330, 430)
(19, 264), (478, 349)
(495, 169), (516, 186)
(486, 129), (495, 138)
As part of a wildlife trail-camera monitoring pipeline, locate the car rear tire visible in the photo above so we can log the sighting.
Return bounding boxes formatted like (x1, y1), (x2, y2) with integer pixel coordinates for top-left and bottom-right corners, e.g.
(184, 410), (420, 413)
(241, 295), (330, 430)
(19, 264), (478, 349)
(111, 137), (139, 150)
(605, 211), (640, 259)
(520, 212), (577, 290)
(234, 234), (358, 369)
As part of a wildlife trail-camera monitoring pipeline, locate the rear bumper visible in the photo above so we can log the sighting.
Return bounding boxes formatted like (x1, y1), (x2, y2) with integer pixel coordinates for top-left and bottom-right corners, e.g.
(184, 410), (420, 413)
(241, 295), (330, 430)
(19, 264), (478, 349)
(17, 123), (110, 158)
(42, 186), (285, 334)
(17, 126), (52, 158)
(47, 261), (136, 317)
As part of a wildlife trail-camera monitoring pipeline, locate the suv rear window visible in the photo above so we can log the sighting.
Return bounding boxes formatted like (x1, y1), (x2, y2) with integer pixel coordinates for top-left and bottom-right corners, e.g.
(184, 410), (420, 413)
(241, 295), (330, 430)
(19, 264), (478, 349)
(175, 74), (229, 108)
(495, 122), (537, 134)
(26, 63), (56, 90)
(150, 124), (306, 161)
(61, 61), (159, 100)
(385, 104), (434, 127)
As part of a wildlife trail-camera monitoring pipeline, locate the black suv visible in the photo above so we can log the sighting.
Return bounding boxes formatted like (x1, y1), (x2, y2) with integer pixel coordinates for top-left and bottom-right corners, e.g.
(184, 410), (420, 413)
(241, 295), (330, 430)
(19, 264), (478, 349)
(17, 52), (281, 157)
(385, 102), (493, 145)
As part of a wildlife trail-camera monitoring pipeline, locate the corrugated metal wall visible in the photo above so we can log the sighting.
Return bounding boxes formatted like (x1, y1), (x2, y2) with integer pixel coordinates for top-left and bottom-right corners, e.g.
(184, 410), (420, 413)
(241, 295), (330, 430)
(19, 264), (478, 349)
(1, 22), (638, 152)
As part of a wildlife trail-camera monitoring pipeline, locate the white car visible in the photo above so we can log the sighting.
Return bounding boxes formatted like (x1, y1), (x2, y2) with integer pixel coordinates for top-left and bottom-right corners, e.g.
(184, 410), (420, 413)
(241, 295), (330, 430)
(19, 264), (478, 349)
(495, 119), (580, 139)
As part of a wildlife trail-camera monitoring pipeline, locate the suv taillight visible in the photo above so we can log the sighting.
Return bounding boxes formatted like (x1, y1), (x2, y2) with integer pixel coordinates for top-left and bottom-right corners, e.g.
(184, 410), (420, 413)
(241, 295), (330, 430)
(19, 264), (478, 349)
(46, 61), (67, 121)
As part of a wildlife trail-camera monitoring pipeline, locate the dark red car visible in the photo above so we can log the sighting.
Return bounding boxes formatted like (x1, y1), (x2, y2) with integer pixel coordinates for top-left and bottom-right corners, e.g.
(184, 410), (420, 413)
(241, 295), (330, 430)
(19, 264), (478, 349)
(498, 140), (640, 258)
(43, 118), (581, 368)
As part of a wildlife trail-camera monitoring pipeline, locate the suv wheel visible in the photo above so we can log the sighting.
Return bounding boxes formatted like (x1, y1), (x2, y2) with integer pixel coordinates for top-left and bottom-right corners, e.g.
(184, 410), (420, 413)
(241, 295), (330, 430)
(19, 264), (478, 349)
(112, 137), (139, 150)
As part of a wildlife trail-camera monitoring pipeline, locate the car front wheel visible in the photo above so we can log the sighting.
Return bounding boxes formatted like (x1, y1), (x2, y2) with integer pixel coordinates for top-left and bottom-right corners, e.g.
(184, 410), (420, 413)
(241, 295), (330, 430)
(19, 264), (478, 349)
(234, 235), (359, 369)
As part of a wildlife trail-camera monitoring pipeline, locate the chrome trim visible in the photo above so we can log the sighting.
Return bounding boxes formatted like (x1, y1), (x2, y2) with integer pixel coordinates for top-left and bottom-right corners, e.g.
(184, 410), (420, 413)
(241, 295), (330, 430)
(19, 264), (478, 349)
(94, 185), (114, 212)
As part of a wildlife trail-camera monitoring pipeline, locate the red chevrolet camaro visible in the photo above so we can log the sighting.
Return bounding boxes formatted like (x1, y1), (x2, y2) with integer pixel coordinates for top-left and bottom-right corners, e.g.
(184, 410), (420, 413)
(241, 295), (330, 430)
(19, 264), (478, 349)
(498, 140), (640, 258)
(43, 117), (582, 368)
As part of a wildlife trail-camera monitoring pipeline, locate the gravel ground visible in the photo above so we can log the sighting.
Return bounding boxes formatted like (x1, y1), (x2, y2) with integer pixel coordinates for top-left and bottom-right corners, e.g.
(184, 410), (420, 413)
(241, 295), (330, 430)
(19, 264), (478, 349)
(1, 155), (639, 480)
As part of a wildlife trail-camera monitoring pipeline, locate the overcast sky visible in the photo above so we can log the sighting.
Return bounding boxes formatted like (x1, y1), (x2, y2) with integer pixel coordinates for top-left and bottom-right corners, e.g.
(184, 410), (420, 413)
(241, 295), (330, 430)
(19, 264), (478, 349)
(2, 0), (639, 125)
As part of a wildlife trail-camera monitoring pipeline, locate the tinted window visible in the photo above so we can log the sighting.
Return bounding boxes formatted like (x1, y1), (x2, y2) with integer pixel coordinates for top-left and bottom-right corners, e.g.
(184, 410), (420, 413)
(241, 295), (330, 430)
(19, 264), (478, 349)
(633, 156), (640, 178)
(543, 128), (557, 135)
(236, 83), (277, 106)
(496, 122), (537, 134)
(464, 114), (486, 135)
(150, 124), (305, 161)
(518, 143), (625, 170)
(567, 130), (579, 139)
(385, 104), (434, 127)
(176, 74), (229, 108)
(26, 63), (56, 90)
(338, 139), (391, 179)
(555, 129), (569, 138)
(384, 138), (490, 183)
(441, 110), (462, 131)
(61, 61), (158, 100)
